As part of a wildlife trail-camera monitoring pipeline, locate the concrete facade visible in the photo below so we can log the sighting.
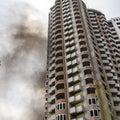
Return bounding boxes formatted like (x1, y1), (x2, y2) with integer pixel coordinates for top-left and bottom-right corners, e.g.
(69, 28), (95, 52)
(45, 0), (120, 120)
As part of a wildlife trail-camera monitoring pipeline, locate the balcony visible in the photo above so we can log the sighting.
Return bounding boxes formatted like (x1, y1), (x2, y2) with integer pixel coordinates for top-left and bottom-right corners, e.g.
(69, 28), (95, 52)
(115, 106), (120, 111)
(113, 76), (117, 80)
(111, 69), (115, 73)
(72, 59), (79, 65)
(68, 77), (74, 83)
(74, 76), (80, 83)
(106, 73), (113, 77)
(108, 80), (115, 85)
(69, 85), (82, 93)
(67, 61), (72, 67)
(69, 95), (83, 103)
(66, 54), (71, 59)
(71, 53), (77, 57)
(70, 107), (76, 114)
(72, 118), (85, 120)
(110, 88), (117, 93)
(48, 95), (55, 104)
(49, 86), (55, 95)
(73, 67), (79, 73)
(117, 116), (120, 120)
(68, 70), (73, 77)
(76, 105), (84, 113)
(49, 115), (55, 120)
(104, 66), (111, 70)
(70, 105), (84, 114)
(48, 104), (55, 113)
(103, 60), (109, 63)
(69, 86), (74, 93)
(49, 78), (55, 86)
(77, 118), (85, 120)
(70, 40), (75, 45)
(113, 97), (120, 102)
(75, 84), (82, 92)
(65, 42), (69, 46)
(118, 91), (120, 96)
(66, 48), (71, 52)
(101, 54), (107, 58)
(115, 83), (120, 88)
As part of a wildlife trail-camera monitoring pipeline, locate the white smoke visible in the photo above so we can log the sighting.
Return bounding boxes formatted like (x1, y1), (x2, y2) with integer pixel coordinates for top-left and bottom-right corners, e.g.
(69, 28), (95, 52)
(0, 1), (47, 120)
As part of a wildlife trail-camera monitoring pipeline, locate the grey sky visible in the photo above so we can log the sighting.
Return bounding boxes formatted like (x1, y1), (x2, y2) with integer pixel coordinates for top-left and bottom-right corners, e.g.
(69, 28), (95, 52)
(0, 0), (119, 120)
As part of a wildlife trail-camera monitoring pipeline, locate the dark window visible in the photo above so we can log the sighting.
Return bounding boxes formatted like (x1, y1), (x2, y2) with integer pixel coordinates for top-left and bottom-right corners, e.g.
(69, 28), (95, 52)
(117, 22), (120, 25)
(56, 52), (62, 57)
(56, 93), (65, 100)
(63, 115), (66, 120)
(90, 111), (94, 117)
(79, 35), (85, 39)
(84, 69), (92, 75)
(63, 103), (65, 109)
(87, 87), (95, 94)
(83, 61), (90, 67)
(93, 99), (96, 104)
(56, 59), (63, 64)
(60, 104), (62, 109)
(80, 47), (87, 52)
(94, 110), (98, 116)
(56, 67), (63, 72)
(60, 115), (62, 120)
(79, 41), (86, 45)
(56, 75), (64, 81)
(85, 78), (93, 84)
(89, 99), (92, 104)
(81, 54), (88, 59)
(56, 46), (62, 51)
(56, 83), (64, 90)
(88, 98), (96, 105)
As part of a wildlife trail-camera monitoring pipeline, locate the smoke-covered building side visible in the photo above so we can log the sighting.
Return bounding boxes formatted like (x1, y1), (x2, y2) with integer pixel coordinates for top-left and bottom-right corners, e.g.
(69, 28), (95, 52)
(45, 0), (120, 120)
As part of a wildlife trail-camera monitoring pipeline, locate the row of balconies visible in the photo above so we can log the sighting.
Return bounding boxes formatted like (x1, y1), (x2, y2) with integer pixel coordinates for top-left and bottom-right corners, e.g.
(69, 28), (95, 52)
(62, 2), (69, 9)
(62, 4), (70, 11)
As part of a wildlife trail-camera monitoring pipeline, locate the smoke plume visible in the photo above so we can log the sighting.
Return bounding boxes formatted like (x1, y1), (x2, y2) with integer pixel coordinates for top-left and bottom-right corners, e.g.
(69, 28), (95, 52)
(0, 1), (47, 120)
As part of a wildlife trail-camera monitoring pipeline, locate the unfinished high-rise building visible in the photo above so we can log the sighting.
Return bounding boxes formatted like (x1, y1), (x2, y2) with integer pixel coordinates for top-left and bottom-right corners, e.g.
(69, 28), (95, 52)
(45, 0), (120, 120)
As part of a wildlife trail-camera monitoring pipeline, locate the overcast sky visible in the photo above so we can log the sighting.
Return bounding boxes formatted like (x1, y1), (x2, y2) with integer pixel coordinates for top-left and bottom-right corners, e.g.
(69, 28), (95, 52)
(0, 0), (119, 120)
(30, 0), (120, 19)
(29, 0), (120, 20)
(28, 0), (120, 20)
(84, 0), (120, 19)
